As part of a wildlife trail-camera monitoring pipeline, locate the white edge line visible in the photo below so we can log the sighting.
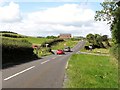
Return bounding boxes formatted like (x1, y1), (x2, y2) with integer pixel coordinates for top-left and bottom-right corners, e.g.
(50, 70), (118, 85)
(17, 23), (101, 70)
(4, 66), (35, 81)
(41, 60), (50, 64)
(65, 61), (69, 69)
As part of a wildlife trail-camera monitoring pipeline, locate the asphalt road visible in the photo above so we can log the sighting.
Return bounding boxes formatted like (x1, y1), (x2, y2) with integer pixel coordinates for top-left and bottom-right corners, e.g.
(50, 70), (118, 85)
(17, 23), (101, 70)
(2, 41), (85, 88)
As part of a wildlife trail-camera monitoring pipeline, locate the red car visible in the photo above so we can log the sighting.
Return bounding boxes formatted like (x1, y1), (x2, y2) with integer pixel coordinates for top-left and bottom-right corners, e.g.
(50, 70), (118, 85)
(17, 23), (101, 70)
(56, 50), (65, 55)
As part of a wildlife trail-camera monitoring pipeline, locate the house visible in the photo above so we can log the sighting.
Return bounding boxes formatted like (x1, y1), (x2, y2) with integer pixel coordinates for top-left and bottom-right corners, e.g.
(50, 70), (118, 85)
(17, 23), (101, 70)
(59, 34), (72, 39)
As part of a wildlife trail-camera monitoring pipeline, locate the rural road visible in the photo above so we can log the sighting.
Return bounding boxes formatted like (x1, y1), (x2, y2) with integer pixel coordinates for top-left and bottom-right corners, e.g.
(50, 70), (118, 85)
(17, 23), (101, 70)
(2, 41), (85, 88)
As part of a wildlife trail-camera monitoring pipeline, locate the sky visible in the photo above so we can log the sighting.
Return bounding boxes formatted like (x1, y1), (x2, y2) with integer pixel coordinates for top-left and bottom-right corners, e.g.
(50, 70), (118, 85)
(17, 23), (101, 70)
(0, 0), (111, 37)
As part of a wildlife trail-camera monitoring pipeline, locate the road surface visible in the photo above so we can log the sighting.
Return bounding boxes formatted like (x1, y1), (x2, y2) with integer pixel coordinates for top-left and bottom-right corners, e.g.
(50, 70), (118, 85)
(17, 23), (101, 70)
(2, 41), (85, 88)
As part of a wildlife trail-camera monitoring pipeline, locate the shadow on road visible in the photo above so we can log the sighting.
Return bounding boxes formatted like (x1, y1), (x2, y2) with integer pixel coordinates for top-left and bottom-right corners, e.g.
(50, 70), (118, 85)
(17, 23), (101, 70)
(2, 57), (42, 69)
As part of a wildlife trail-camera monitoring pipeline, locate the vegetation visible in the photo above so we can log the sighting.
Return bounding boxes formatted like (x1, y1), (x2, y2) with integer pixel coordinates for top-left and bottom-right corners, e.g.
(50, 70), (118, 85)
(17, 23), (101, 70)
(2, 38), (37, 65)
(81, 47), (110, 55)
(51, 39), (79, 50)
(1, 32), (52, 65)
(41, 38), (64, 47)
(64, 54), (118, 88)
(1, 31), (79, 64)
(0, 31), (18, 34)
(2, 33), (27, 38)
(1, 31), (27, 38)
(25, 37), (52, 45)
(95, 1), (120, 60)
(86, 34), (110, 48)
(95, 1), (120, 44)
(46, 35), (58, 39)
(110, 43), (120, 60)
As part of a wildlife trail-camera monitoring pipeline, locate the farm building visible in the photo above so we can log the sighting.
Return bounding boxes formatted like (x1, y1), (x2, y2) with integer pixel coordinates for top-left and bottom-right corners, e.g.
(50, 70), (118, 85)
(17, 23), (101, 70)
(59, 34), (72, 39)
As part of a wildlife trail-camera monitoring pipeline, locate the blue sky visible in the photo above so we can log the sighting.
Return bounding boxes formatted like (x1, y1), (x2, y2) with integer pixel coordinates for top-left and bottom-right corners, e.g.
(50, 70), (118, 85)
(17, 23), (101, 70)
(0, 1), (111, 37)
(3, 2), (102, 13)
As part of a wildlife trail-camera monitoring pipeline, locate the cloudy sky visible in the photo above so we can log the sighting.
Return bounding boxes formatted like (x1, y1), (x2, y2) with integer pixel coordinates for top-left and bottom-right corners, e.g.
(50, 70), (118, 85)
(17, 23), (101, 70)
(0, 0), (111, 37)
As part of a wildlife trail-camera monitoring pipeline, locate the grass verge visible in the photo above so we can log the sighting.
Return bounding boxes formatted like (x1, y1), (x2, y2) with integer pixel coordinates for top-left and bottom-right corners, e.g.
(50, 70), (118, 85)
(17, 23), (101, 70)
(80, 48), (110, 55)
(64, 54), (118, 88)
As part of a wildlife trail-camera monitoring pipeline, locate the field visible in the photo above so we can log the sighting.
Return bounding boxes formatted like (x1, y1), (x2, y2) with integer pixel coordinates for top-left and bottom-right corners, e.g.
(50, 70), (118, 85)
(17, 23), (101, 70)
(64, 54), (118, 88)
(25, 37), (52, 45)
(51, 39), (79, 50)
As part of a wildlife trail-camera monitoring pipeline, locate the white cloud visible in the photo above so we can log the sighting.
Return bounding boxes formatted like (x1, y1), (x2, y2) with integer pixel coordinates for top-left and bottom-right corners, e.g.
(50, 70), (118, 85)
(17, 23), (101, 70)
(0, 2), (111, 37)
(26, 4), (95, 24)
(0, 2), (21, 22)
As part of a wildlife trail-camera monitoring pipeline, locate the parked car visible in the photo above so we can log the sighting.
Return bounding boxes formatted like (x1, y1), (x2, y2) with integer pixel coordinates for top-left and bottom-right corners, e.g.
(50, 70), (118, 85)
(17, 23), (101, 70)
(64, 47), (71, 52)
(56, 50), (65, 55)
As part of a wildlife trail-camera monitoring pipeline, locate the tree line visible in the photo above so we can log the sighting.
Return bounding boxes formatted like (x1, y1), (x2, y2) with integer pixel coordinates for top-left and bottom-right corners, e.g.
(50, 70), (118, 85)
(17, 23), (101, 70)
(86, 34), (110, 49)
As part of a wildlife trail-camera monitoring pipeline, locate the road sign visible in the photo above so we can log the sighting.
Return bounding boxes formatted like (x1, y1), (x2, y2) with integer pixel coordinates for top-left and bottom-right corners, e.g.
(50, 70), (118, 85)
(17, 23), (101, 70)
(45, 44), (49, 48)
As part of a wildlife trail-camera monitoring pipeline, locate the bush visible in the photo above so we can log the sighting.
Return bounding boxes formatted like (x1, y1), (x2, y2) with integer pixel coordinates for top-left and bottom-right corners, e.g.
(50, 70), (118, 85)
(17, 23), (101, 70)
(2, 33), (26, 38)
(41, 39), (64, 47)
(110, 43), (120, 60)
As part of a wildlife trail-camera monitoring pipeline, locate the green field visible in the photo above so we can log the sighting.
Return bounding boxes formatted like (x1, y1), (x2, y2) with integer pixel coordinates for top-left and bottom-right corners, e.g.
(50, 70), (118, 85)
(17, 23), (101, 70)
(51, 39), (79, 50)
(25, 37), (52, 45)
(64, 54), (118, 88)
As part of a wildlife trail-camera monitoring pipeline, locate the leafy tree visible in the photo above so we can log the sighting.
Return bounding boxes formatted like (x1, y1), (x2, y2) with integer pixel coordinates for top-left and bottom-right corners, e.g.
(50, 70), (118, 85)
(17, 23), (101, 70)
(86, 34), (95, 44)
(95, 1), (120, 44)
(86, 33), (111, 48)
(95, 34), (105, 48)
(102, 35), (111, 47)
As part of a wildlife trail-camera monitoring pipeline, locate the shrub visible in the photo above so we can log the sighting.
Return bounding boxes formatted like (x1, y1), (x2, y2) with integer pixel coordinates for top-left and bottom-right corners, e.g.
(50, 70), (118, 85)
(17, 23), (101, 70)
(110, 43), (120, 60)
(2, 33), (26, 38)
(41, 39), (64, 47)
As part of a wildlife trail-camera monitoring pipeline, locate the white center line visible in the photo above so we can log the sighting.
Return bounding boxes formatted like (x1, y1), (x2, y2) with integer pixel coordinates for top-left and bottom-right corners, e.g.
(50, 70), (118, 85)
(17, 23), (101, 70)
(4, 66), (35, 81)
(41, 60), (50, 64)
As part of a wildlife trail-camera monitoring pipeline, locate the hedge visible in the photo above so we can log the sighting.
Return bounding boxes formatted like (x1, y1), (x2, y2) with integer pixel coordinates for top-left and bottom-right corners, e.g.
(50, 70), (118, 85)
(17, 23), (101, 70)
(2, 38), (37, 64)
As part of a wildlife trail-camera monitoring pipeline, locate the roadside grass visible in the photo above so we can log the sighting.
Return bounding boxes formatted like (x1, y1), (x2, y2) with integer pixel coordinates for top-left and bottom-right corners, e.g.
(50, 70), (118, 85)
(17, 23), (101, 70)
(80, 48), (110, 55)
(80, 41), (110, 55)
(64, 54), (118, 88)
(51, 39), (79, 50)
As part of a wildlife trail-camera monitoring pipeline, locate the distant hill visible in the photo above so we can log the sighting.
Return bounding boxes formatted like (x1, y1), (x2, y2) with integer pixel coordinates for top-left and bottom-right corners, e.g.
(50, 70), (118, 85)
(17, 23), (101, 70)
(0, 31), (18, 34)
(0, 31), (27, 38)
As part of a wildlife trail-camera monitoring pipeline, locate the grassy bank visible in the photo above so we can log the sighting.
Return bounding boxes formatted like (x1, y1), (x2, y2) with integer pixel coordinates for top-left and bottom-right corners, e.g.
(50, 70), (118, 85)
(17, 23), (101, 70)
(51, 39), (79, 50)
(81, 48), (110, 55)
(64, 54), (118, 88)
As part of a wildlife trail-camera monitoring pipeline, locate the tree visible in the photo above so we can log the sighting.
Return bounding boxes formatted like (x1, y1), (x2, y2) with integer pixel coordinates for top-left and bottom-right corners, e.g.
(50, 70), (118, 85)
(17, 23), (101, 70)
(86, 34), (105, 48)
(86, 34), (95, 44)
(46, 36), (57, 39)
(94, 34), (105, 48)
(95, 1), (120, 44)
(102, 35), (111, 47)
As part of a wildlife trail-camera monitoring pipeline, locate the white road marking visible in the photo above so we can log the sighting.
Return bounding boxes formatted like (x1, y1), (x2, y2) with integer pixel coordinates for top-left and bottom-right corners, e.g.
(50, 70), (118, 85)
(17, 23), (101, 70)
(41, 60), (50, 64)
(4, 66), (35, 81)
(52, 57), (56, 59)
